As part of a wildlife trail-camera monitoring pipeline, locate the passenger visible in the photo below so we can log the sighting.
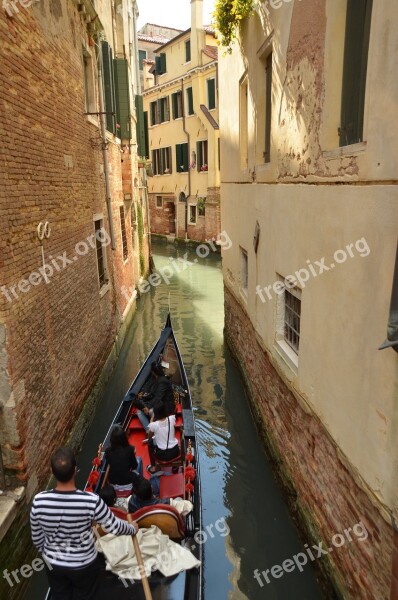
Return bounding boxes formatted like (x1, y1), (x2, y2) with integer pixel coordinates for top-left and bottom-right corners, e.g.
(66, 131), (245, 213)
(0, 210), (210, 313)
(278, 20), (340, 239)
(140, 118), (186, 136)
(98, 484), (117, 507)
(128, 475), (170, 513)
(135, 363), (175, 432)
(105, 425), (142, 487)
(147, 402), (180, 472)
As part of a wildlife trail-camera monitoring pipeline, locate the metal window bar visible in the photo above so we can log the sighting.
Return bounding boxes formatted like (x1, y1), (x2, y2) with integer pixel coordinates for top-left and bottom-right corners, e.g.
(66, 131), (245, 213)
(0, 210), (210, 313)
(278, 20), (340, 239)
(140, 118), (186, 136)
(284, 290), (301, 352)
(95, 221), (106, 287)
(120, 206), (128, 260)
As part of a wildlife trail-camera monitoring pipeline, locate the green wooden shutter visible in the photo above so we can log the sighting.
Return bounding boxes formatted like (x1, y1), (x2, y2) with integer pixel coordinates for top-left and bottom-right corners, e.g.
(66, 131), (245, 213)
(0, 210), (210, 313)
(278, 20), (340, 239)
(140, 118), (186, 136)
(160, 53), (167, 74)
(135, 95), (146, 157)
(155, 56), (162, 74)
(185, 40), (191, 63)
(144, 111), (149, 158)
(114, 58), (131, 139)
(182, 143), (189, 171)
(197, 142), (202, 171)
(172, 93), (179, 119)
(187, 87), (194, 115)
(101, 41), (116, 134)
(176, 144), (182, 172)
(265, 52), (272, 163)
(340, 0), (373, 146)
(207, 79), (216, 110)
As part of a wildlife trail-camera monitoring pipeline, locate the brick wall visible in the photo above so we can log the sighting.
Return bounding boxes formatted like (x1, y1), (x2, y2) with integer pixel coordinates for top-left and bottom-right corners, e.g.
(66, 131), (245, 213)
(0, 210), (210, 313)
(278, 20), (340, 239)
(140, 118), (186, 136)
(0, 2), (146, 496)
(224, 285), (394, 600)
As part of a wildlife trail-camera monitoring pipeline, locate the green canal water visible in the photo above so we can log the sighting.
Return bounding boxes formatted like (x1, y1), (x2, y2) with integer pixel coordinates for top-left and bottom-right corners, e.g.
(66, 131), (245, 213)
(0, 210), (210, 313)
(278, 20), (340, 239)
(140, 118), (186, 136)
(25, 239), (326, 600)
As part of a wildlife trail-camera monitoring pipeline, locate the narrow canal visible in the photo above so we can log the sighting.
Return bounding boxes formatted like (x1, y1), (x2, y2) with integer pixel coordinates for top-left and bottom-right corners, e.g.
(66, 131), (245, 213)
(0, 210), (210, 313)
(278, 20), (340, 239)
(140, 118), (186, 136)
(26, 239), (326, 600)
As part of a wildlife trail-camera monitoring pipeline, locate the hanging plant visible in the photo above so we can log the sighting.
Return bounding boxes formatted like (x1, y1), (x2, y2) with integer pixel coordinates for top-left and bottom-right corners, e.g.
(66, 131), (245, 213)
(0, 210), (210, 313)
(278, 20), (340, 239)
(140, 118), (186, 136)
(213, 0), (255, 51)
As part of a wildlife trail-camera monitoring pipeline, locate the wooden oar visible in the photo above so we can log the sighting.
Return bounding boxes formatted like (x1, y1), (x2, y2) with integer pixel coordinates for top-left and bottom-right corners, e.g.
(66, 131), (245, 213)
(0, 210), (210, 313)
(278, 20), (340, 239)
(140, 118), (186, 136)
(127, 514), (152, 600)
(101, 465), (110, 489)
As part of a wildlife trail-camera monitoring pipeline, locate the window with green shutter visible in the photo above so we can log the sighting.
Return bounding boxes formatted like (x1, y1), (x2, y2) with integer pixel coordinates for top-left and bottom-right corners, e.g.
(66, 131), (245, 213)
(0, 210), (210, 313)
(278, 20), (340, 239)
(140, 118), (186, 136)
(176, 143), (189, 172)
(135, 95), (146, 158)
(156, 53), (167, 75)
(114, 58), (131, 139)
(143, 111), (149, 158)
(172, 92), (183, 119)
(186, 87), (194, 115)
(150, 101), (157, 126)
(197, 140), (208, 171)
(207, 78), (216, 110)
(138, 50), (147, 70)
(185, 40), (191, 63)
(339, 0), (373, 146)
(101, 41), (116, 134)
(159, 97), (170, 122)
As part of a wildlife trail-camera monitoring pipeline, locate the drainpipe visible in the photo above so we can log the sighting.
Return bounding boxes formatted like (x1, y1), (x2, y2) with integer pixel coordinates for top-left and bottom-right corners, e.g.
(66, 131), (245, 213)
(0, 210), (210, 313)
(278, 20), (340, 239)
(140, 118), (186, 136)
(97, 36), (116, 250)
(182, 78), (191, 240)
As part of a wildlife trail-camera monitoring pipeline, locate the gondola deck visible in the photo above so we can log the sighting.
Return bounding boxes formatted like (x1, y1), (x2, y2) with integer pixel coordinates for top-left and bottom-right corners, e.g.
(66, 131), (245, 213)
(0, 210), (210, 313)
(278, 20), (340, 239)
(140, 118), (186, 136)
(44, 315), (202, 600)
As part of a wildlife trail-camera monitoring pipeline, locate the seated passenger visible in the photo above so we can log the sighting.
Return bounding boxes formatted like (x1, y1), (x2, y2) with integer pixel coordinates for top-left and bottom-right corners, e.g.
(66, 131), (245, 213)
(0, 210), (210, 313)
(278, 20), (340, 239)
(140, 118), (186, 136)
(127, 475), (170, 513)
(105, 425), (142, 487)
(99, 484), (117, 507)
(147, 403), (180, 473)
(135, 363), (175, 431)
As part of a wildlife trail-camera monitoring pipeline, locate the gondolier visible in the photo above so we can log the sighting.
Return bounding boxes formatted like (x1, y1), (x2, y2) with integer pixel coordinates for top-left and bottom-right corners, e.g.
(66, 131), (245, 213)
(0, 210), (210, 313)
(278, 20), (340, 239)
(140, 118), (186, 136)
(30, 446), (138, 600)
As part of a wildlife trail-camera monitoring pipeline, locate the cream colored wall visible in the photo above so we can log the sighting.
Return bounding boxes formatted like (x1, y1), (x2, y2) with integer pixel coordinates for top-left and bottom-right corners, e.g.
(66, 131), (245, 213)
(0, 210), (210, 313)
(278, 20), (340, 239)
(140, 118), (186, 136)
(220, 0), (398, 517)
(144, 29), (219, 223)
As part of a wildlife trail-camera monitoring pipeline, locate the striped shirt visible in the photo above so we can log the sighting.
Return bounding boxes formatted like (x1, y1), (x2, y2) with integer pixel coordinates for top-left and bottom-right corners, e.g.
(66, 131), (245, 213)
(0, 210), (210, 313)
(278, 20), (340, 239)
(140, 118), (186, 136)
(30, 489), (135, 568)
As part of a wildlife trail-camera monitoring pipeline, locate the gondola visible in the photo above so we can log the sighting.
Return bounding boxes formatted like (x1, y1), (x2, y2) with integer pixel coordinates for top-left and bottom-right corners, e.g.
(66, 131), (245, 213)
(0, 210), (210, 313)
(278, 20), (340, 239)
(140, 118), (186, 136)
(45, 314), (202, 600)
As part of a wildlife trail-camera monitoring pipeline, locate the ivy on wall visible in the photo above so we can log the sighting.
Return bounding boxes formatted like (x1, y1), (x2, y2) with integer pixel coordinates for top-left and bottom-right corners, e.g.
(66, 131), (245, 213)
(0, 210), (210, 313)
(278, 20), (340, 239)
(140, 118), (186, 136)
(213, 0), (255, 51)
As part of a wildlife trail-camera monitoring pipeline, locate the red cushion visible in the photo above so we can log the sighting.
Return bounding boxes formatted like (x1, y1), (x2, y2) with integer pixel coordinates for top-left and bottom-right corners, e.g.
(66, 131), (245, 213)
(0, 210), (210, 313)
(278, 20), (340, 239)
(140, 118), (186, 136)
(159, 473), (184, 499)
(110, 506), (128, 520)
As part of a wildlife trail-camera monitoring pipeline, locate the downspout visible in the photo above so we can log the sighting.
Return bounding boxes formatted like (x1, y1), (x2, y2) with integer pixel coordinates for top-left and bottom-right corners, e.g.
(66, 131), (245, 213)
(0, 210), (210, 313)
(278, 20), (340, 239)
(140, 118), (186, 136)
(182, 77), (191, 240)
(97, 35), (116, 250)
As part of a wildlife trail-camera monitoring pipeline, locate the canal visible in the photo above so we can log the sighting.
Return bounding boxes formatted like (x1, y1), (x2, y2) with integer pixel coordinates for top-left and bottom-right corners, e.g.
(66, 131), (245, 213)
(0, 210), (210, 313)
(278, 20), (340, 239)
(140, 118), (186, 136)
(26, 239), (326, 600)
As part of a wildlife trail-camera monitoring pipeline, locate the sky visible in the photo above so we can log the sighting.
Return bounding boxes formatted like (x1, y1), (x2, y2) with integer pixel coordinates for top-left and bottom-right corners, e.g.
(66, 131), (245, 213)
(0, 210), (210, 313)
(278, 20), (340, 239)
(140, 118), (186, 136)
(137, 0), (216, 31)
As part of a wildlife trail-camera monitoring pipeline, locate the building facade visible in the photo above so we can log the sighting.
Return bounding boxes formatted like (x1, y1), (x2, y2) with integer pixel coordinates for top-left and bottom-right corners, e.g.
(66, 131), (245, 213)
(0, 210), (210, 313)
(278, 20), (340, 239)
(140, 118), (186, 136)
(219, 1), (398, 599)
(137, 23), (183, 90)
(0, 0), (148, 596)
(142, 0), (221, 243)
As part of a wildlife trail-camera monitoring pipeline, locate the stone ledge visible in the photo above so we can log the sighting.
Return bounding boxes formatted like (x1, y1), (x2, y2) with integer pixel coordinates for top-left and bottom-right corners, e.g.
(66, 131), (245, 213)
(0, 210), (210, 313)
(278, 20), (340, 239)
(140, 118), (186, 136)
(0, 487), (25, 543)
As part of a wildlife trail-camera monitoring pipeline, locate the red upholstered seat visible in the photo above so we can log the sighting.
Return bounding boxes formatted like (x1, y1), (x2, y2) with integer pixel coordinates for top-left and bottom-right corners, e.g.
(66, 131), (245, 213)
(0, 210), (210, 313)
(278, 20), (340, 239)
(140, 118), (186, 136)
(159, 473), (184, 499)
(110, 506), (128, 520)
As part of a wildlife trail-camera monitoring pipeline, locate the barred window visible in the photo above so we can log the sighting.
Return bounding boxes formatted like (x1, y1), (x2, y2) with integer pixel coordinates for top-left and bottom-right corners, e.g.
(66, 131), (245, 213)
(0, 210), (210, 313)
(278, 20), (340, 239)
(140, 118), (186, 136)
(120, 206), (128, 260)
(284, 289), (301, 353)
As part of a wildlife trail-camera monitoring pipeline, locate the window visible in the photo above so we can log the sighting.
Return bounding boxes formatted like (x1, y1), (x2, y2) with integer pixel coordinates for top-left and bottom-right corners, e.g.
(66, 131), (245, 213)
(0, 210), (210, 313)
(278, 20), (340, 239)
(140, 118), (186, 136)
(186, 87), (194, 115)
(172, 91), (183, 119)
(207, 78), (216, 110)
(150, 101), (158, 126)
(156, 196), (163, 208)
(114, 58), (131, 140)
(240, 248), (248, 295)
(284, 289), (301, 353)
(155, 52), (167, 75)
(152, 147), (172, 175)
(120, 206), (128, 260)
(135, 95), (146, 157)
(138, 49), (147, 70)
(83, 48), (95, 113)
(94, 218), (108, 288)
(240, 76), (248, 168)
(176, 143), (189, 172)
(159, 96), (170, 122)
(264, 52), (272, 163)
(197, 197), (206, 217)
(339, 0), (373, 146)
(189, 205), (197, 224)
(197, 140), (208, 171)
(185, 40), (191, 63)
(101, 42), (116, 134)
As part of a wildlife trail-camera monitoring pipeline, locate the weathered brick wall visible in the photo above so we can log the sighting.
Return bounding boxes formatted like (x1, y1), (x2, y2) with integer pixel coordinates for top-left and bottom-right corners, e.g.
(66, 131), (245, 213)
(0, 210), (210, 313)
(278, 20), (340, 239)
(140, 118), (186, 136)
(0, 1), (144, 496)
(205, 187), (220, 241)
(224, 285), (394, 600)
(149, 194), (176, 235)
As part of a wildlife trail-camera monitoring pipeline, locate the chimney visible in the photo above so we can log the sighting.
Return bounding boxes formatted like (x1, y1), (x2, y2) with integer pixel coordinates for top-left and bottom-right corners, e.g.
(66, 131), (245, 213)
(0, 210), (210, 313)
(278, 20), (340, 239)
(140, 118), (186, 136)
(191, 0), (205, 67)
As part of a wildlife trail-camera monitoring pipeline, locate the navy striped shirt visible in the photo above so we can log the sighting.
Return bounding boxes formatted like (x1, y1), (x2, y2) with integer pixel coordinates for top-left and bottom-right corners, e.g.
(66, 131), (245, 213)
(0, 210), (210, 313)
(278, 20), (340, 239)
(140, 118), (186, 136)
(30, 489), (135, 568)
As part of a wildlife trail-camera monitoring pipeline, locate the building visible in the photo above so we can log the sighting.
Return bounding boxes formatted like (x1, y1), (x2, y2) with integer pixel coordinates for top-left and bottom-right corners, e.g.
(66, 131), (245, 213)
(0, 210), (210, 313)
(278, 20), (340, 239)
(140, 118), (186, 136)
(0, 0), (148, 595)
(219, 1), (398, 599)
(137, 23), (183, 90)
(142, 0), (221, 243)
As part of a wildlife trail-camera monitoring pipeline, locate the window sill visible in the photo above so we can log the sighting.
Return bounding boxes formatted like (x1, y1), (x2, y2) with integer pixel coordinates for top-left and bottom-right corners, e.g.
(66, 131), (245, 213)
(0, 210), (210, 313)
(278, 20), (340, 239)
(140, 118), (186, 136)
(99, 283), (110, 298)
(322, 141), (367, 160)
(86, 115), (99, 128)
(274, 339), (298, 374)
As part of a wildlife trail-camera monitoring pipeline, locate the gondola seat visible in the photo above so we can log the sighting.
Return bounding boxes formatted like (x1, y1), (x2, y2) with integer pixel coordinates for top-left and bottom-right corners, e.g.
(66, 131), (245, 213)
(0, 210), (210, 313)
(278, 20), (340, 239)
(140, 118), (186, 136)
(131, 504), (185, 540)
(159, 473), (185, 499)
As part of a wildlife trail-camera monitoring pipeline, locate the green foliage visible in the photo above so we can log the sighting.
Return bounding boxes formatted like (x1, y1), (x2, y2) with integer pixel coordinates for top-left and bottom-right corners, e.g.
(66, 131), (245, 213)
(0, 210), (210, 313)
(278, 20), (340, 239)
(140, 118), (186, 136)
(214, 0), (255, 50)
(137, 202), (145, 275)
